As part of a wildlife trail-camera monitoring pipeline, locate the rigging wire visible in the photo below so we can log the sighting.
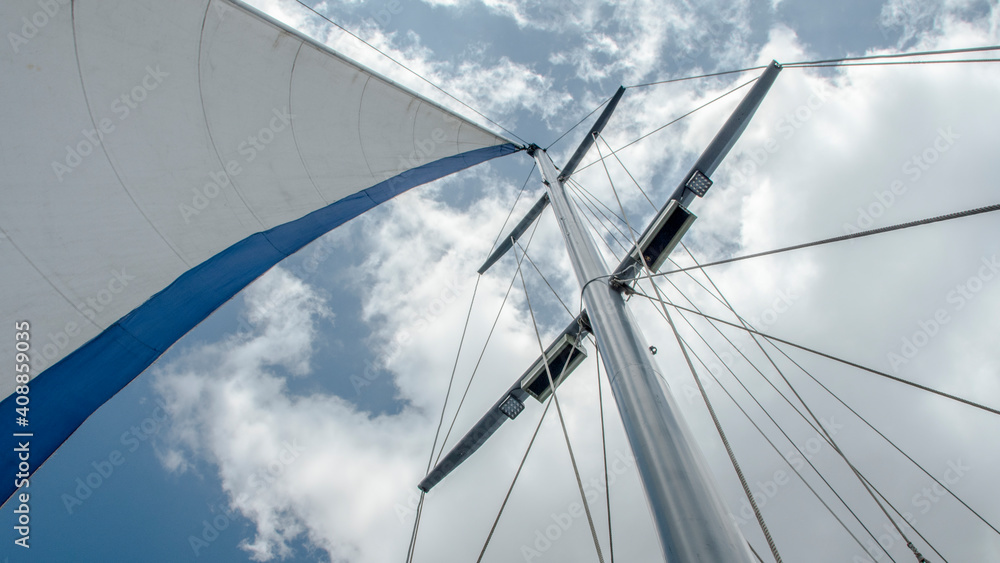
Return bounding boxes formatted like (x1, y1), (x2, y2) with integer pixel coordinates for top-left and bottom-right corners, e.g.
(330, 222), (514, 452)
(569, 174), (898, 559)
(514, 243), (607, 563)
(424, 277), (482, 473)
(588, 148), (788, 559)
(567, 181), (633, 252)
(574, 77), (760, 174)
(476, 399), (554, 562)
(630, 236), (785, 561)
(786, 44), (1000, 66)
(597, 134), (659, 211)
(595, 351), (615, 563)
(475, 259), (595, 561)
(491, 163), (537, 253)
(756, 333), (1000, 537)
(677, 241), (1000, 539)
(787, 58), (1000, 69)
(408, 166), (538, 561)
(429, 165), (535, 465)
(293, 0), (529, 146)
(672, 325), (883, 559)
(568, 185), (632, 259)
(593, 136), (640, 245)
(434, 219), (543, 465)
(404, 492), (426, 563)
(642, 202), (1000, 279)
(638, 274), (892, 556)
(671, 246), (939, 562)
(640, 271), (934, 560)
(586, 141), (972, 557)
(627, 66), (770, 88)
(568, 179), (632, 241)
(626, 45), (1000, 88)
(656, 289), (785, 562)
(546, 95), (613, 151)
(634, 295), (1000, 417)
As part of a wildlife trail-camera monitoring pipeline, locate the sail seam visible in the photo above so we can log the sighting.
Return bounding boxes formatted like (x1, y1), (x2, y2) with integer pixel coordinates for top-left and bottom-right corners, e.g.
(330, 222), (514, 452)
(69, 1), (197, 269)
(197, 0), (268, 230)
(0, 143), (518, 507)
(288, 42), (331, 205)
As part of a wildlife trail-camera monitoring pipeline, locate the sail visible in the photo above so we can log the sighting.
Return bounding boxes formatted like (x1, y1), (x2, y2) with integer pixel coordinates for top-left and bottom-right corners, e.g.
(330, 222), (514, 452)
(0, 0), (517, 504)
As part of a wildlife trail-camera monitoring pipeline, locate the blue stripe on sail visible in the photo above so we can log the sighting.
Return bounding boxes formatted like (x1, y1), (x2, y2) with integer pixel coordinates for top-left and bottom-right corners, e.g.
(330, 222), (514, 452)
(0, 143), (519, 505)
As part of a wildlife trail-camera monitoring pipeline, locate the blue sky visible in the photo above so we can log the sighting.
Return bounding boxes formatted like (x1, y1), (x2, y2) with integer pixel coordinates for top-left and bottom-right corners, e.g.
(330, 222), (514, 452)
(4, 0), (1000, 561)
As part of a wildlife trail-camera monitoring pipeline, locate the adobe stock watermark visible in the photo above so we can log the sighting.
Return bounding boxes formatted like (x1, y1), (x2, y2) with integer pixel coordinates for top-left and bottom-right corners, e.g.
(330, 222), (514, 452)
(188, 439), (305, 557)
(729, 87), (830, 188)
(51, 66), (170, 182)
(681, 284), (800, 406)
(520, 451), (636, 562)
(843, 127), (959, 234)
(179, 107), (295, 223)
(731, 417), (844, 528)
(852, 459), (971, 562)
(886, 254), (998, 373)
(61, 400), (170, 514)
(7, 0), (69, 54)
(34, 269), (137, 373)
(350, 274), (466, 395)
(370, 0), (403, 27)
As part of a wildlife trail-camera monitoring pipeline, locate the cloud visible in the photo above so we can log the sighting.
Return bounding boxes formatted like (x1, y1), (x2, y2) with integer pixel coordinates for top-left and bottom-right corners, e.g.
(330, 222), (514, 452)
(244, 0), (572, 132)
(153, 1), (1000, 561)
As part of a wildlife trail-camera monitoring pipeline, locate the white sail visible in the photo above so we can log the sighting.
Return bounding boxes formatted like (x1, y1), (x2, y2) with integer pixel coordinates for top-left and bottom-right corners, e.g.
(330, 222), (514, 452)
(0, 0), (516, 503)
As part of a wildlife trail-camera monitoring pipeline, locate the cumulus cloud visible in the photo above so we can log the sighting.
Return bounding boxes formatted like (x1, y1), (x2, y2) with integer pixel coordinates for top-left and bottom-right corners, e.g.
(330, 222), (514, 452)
(155, 1), (1000, 561)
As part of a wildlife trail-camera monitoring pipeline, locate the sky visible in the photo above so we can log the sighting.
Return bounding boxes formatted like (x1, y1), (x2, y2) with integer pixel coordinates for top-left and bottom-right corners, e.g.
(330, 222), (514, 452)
(3, 0), (1000, 562)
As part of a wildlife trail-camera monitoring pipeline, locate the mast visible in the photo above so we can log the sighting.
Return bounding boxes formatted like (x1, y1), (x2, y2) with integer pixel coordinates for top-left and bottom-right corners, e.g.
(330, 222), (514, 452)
(530, 62), (781, 561)
(531, 147), (755, 562)
(417, 62), (781, 560)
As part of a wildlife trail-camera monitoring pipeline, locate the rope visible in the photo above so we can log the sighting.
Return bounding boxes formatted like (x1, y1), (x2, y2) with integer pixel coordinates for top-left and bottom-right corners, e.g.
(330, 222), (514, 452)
(515, 244), (606, 563)
(293, 0), (529, 146)
(643, 202), (1000, 279)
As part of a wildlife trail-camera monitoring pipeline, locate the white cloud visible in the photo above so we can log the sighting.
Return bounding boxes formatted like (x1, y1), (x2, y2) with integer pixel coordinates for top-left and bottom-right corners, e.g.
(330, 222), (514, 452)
(245, 0), (571, 133)
(154, 1), (1000, 561)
